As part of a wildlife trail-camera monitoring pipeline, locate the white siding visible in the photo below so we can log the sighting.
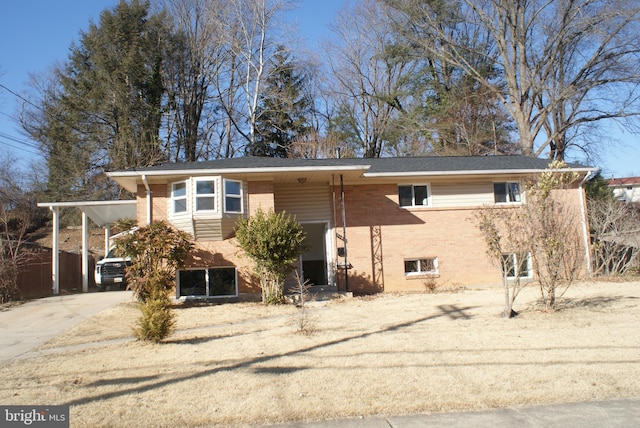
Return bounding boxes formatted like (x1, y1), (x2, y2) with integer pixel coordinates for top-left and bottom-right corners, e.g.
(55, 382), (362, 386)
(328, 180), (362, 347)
(431, 182), (494, 208)
(193, 217), (221, 240)
(274, 183), (332, 222)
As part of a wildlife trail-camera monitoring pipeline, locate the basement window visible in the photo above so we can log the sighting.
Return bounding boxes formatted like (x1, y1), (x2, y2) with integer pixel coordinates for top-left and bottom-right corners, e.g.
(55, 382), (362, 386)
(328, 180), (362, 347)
(404, 258), (438, 276)
(178, 267), (238, 297)
(502, 252), (531, 279)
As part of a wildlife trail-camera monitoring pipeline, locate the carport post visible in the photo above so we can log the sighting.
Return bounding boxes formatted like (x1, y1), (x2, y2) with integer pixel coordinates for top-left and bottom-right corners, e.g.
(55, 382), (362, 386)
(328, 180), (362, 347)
(82, 211), (89, 293)
(50, 206), (60, 295)
(104, 227), (110, 257)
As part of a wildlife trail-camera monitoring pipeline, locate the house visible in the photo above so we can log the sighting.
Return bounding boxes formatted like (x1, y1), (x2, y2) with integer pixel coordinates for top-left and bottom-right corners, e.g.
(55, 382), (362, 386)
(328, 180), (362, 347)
(608, 176), (640, 203)
(107, 155), (595, 299)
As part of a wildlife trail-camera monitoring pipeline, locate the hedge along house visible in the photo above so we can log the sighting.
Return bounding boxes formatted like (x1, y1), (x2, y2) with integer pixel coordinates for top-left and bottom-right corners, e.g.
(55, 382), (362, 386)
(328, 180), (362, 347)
(107, 156), (596, 299)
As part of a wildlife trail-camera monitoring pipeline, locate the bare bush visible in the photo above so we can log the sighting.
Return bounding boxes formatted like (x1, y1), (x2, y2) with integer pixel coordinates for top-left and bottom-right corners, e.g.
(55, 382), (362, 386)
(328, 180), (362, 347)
(291, 271), (317, 336)
(588, 199), (640, 276)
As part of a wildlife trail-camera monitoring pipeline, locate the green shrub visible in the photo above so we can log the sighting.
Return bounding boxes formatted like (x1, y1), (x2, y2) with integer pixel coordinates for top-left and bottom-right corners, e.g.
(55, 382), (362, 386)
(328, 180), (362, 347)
(134, 292), (175, 342)
(235, 208), (307, 304)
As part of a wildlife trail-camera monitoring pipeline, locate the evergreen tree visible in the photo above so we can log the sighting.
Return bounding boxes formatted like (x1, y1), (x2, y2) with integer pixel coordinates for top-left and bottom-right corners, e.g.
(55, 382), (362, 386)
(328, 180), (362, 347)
(249, 49), (313, 158)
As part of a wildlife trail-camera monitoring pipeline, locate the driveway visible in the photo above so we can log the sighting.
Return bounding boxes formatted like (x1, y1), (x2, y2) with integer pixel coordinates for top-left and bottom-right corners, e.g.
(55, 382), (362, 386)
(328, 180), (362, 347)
(0, 290), (132, 362)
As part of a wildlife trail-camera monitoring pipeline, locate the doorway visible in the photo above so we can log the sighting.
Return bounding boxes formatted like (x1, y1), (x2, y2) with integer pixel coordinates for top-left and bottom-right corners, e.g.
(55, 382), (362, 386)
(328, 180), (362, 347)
(300, 223), (329, 286)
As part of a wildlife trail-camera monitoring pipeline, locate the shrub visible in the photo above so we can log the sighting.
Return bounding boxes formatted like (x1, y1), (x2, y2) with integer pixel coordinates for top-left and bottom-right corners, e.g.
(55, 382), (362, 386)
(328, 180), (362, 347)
(134, 291), (175, 342)
(235, 209), (307, 304)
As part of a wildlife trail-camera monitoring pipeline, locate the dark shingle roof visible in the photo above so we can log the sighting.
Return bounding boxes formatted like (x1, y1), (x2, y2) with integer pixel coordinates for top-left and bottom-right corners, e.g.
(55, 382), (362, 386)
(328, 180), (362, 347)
(123, 155), (591, 175)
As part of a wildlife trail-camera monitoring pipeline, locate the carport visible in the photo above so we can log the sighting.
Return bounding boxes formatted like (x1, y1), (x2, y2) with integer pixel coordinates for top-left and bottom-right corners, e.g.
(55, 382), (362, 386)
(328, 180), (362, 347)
(36, 200), (137, 295)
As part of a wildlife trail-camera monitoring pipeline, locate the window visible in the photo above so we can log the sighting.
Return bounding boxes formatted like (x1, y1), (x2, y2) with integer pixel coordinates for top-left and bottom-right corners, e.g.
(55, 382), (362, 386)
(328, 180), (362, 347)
(224, 179), (243, 213)
(195, 179), (216, 211)
(502, 252), (531, 279)
(404, 258), (438, 276)
(494, 182), (521, 204)
(178, 267), (237, 297)
(398, 184), (430, 207)
(172, 182), (187, 214)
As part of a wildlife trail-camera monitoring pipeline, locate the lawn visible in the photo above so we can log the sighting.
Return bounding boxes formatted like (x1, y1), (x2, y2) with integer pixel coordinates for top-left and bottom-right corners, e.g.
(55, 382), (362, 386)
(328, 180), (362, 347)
(1, 280), (639, 427)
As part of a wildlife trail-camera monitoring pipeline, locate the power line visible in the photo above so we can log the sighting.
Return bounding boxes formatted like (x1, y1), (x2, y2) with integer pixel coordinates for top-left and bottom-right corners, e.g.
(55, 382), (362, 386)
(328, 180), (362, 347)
(0, 136), (40, 156)
(0, 131), (40, 151)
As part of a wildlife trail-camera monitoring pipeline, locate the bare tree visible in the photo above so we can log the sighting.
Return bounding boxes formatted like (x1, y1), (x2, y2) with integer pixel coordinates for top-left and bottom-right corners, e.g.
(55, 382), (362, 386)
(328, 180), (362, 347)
(324, 0), (420, 158)
(387, 0), (640, 160)
(159, 0), (225, 161)
(214, 0), (293, 152)
(0, 156), (44, 303)
(588, 198), (640, 275)
(475, 205), (531, 318)
(475, 161), (585, 315)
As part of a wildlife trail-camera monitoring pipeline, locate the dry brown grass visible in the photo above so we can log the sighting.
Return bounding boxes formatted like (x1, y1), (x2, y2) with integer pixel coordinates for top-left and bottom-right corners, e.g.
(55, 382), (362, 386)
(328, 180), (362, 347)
(1, 281), (639, 427)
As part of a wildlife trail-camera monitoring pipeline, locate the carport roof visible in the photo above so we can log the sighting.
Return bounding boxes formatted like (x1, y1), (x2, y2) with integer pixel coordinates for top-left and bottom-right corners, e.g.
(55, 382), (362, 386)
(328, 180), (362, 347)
(36, 200), (137, 227)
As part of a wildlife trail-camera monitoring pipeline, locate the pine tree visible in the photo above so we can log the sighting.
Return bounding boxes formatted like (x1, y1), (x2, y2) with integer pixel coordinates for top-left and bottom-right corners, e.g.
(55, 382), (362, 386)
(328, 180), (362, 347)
(249, 49), (313, 158)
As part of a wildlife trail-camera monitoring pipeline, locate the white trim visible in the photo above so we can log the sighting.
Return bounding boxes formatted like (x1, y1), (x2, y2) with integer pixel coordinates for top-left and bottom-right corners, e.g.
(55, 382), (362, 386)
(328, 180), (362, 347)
(364, 167), (597, 178)
(579, 171), (594, 274)
(404, 257), (439, 276)
(493, 181), (523, 204)
(193, 177), (219, 213)
(503, 252), (532, 279)
(171, 181), (188, 214)
(299, 221), (333, 287)
(107, 165), (370, 178)
(223, 178), (244, 214)
(36, 200), (137, 208)
(398, 183), (432, 208)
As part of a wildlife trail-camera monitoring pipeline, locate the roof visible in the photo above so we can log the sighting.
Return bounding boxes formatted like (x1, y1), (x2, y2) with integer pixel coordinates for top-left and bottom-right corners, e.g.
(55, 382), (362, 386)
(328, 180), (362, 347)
(107, 155), (596, 192)
(609, 177), (640, 186)
(36, 200), (137, 227)
(109, 155), (592, 175)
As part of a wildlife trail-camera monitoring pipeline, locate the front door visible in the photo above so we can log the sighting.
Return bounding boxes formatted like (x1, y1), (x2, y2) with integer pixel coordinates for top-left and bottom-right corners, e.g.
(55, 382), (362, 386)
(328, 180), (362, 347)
(300, 223), (328, 286)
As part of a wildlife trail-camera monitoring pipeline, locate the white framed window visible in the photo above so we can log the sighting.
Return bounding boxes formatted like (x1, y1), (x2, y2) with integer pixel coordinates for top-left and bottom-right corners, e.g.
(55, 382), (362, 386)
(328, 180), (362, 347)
(178, 267), (238, 297)
(494, 182), (522, 204)
(171, 181), (188, 214)
(502, 252), (531, 279)
(224, 179), (243, 213)
(398, 184), (430, 208)
(404, 257), (438, 276)
(195, 179), (217, 212)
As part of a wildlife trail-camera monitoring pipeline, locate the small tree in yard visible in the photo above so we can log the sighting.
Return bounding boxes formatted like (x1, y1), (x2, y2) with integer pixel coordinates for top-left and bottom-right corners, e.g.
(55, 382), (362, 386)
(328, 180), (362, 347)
(115, 221), (193, 342)
(235, 209), (307, 305)
(475, 206), (530, 318)
(476, 161), (583, 316)
(525, 162), (581, 310)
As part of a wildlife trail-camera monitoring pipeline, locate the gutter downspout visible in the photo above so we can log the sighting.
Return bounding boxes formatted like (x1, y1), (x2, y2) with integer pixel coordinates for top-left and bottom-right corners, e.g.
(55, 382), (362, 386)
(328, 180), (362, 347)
(142, 175), (152, 225)
(340, 174), (349, 292)
(578, 170), (596, 275)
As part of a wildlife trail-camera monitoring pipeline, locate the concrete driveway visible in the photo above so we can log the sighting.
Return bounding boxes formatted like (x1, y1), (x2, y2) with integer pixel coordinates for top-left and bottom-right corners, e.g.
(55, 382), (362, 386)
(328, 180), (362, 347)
(0, 290), (132, 362)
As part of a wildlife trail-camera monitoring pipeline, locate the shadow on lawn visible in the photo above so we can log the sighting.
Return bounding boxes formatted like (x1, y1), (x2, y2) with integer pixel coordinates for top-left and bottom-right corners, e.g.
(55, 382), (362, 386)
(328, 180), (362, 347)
(521, 295), (632, 312)
(554, 295), (631, 311)
(61, 304), (476, 407)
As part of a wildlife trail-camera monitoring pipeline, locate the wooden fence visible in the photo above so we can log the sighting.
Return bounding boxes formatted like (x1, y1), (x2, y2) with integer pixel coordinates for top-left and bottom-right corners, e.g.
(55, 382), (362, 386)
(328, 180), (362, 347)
(17, 251), (96, 299)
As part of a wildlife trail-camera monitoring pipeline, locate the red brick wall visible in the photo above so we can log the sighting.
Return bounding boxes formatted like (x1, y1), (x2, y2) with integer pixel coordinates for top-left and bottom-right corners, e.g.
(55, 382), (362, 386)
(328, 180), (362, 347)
(333, 184), (502, 293)
(134, 179), (590, 296)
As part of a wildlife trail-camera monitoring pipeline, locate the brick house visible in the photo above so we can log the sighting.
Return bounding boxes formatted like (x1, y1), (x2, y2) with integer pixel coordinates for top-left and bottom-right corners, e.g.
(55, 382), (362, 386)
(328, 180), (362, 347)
(107, 156), (595, 299)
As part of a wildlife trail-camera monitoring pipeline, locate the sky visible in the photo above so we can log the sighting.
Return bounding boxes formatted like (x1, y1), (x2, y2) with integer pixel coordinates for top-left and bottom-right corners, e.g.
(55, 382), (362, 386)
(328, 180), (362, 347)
(0, 0), (638, 178)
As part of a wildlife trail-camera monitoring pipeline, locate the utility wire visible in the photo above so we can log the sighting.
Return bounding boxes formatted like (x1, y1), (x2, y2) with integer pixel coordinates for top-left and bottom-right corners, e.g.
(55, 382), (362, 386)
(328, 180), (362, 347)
(0, 136), (40, 156)
(0, 131), (41, 151)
